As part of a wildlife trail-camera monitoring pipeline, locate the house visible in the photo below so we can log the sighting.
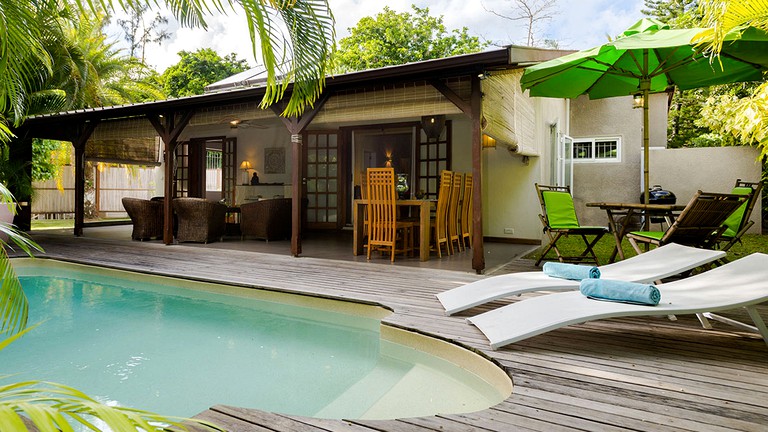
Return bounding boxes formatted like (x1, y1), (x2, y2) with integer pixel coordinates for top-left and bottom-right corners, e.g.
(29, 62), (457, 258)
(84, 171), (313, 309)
(14, 46), (761, 273)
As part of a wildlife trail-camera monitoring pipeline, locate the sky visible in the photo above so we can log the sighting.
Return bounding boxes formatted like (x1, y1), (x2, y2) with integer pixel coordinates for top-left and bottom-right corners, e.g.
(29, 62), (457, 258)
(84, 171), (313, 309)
(106, 0), (646, 73)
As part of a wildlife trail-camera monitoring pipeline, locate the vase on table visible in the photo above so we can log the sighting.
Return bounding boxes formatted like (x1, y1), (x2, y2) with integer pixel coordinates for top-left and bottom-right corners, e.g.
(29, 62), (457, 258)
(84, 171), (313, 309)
(396, 174), (409, 200)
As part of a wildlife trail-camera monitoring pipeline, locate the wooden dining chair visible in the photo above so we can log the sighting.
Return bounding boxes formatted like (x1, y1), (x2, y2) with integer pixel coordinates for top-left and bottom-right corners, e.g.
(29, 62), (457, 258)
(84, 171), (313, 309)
(627, 190), (749, 253)
(460, 173), (473, 249)
(448, 171), (463, 254)
(366, 168), (414, 262)
(718, 179), (763, 251)
(432, 170), (453, 258)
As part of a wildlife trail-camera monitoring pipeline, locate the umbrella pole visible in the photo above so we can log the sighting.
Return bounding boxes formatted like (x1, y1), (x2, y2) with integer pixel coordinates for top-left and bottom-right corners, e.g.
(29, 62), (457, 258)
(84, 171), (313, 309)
(643, 85), (650, 230)
(642, 51), (651, 231)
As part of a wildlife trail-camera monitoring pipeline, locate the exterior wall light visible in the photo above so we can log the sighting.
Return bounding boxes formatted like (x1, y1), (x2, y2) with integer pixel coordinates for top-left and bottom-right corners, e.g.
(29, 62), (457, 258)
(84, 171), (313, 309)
(632, 93), (644, 109)
(481, 134), (497, 148)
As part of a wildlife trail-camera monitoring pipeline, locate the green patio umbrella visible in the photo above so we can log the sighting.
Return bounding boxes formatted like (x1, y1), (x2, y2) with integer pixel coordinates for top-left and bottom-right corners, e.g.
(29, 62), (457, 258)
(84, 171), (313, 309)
(520, 18), (768, 205)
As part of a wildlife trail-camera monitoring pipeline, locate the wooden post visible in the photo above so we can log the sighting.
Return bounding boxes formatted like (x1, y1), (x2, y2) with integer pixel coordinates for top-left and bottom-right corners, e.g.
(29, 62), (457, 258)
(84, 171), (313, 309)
(291, 133), (302, 256)
(148, 111), (195, 245)
(73, 143), (84, 236)
(7, 137), (33, 231)
(470, 74), (485, 273)
(71, 121), (98, 237)
(431, 77), (485, 273)
(271, 95), (328, 257)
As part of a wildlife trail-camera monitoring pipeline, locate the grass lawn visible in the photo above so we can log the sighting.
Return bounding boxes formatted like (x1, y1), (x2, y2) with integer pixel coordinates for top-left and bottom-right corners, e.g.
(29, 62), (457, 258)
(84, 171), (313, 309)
(525, 233), (768, 264)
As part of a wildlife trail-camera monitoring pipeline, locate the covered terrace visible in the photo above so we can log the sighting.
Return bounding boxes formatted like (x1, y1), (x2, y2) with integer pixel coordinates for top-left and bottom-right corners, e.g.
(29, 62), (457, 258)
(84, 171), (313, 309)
(13, 46), (571, 273)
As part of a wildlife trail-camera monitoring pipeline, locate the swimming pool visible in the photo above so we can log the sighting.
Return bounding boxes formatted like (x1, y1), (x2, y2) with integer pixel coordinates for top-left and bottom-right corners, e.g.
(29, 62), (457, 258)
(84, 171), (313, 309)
(5, 258), (511, 421)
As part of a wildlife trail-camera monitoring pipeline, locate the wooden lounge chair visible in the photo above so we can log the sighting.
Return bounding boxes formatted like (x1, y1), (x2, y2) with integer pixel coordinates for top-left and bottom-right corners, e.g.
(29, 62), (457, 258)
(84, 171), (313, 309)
(627, 190), (748, 253)
(436, 243), (725, 316)
(366, 168), (414, 262)
(535, 183), (608, 266)
(122, 197), (164, 241)
(718, 179), (763, 251)
(468, 253), (768, 350)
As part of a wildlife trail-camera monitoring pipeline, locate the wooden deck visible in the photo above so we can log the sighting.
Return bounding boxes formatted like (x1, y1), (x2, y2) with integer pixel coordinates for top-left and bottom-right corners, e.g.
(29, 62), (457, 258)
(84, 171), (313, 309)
(24, 232), (768, 432)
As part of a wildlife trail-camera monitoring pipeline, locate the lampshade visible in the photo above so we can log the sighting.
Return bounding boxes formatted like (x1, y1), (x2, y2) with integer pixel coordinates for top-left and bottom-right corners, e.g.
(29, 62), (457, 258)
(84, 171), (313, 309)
(421, 115), (446, 140)
(239, 160), (252, 170)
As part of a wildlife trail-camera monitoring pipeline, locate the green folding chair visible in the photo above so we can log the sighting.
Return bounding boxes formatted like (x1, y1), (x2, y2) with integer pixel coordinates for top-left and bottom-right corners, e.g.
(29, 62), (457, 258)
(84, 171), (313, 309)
(535, 184), (608, 266)
(718, 179), (763, 251)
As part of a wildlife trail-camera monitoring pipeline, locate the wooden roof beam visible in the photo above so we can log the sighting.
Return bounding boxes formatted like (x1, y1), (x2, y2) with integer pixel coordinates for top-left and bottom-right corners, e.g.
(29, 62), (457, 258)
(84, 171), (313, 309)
(430, 79), (472, 117)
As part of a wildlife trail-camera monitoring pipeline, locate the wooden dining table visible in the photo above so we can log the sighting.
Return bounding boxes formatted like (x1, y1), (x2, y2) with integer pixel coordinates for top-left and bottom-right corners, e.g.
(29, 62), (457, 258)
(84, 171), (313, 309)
(353, 199), (435, 261)
(586, 202), (687, 262)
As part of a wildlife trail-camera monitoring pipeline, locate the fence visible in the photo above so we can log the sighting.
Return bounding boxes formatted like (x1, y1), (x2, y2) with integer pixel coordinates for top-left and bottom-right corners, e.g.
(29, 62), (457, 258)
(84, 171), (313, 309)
(32, 165), (161, 220)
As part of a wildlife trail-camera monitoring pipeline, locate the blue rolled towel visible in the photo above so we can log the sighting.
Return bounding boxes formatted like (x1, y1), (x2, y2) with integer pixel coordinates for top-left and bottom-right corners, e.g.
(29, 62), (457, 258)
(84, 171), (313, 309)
(542, 262), (600, 281)
(579, 279), (661, 306)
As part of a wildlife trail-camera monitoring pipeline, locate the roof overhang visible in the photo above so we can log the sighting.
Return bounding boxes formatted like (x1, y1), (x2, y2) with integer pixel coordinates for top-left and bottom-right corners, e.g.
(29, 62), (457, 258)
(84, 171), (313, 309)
(16, 45), (576, 139)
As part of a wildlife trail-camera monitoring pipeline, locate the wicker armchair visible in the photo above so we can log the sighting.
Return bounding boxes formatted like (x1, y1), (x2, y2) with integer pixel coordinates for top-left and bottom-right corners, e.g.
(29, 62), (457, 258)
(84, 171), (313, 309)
(122, 197), (164, 241)
(240, 198), (291, 241)
(173, 197), (227, 243)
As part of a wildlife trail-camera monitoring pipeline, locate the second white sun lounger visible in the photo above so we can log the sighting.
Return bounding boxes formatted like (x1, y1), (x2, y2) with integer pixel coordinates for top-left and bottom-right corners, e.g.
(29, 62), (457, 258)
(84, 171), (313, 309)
(436, 243), (725, 315)
(468, 253), (768, 350)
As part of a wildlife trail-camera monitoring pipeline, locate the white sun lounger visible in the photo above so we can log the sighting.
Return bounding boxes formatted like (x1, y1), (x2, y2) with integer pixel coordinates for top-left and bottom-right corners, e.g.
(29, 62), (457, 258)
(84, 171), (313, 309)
(436, 243), (725, 315)
(468, 253), (768, 350)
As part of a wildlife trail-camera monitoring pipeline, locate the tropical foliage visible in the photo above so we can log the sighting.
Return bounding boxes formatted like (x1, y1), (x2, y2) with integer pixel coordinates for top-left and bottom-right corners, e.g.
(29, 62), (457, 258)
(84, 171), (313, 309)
(162, 48), (250, 97)
(334, 5), (486, 73)
(0, 0), (333, 429)
(696, 0), (768, 154)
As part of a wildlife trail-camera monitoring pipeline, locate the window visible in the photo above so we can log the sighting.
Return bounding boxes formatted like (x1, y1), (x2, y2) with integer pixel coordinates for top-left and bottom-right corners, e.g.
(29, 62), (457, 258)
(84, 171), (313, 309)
(572, 137), (621, 162)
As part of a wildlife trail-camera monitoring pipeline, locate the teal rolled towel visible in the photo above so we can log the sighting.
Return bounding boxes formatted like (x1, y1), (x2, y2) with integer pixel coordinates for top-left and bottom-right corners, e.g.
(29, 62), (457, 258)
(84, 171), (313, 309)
(542, 262), (600, 280)
(579, 279), (661, 306)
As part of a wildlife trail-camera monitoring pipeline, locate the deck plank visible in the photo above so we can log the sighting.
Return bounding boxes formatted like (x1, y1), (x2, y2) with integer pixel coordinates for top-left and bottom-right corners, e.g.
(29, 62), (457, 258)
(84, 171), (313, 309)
(22, 232), (768, 432)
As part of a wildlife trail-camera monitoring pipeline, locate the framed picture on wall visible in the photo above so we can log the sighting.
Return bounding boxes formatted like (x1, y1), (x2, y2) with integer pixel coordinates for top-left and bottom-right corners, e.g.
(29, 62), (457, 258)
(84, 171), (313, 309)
(264, 147), (285, 174)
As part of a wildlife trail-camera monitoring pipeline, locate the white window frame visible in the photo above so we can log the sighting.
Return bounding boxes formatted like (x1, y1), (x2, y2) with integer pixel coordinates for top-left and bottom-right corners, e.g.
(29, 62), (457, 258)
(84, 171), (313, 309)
(572, 136), (622, 163)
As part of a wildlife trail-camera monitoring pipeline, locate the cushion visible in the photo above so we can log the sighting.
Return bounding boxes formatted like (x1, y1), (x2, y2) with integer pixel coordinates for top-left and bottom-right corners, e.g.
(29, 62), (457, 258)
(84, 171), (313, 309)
(721, 186), (753, 237)
(542, 191), (580, 228)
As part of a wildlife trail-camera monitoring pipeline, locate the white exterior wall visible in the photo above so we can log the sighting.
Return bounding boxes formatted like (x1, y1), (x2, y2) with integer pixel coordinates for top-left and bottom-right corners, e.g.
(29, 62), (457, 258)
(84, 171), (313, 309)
(483, 97), (568, 241)
(569, 93), (668, 226)
(649, 146), (762, 233)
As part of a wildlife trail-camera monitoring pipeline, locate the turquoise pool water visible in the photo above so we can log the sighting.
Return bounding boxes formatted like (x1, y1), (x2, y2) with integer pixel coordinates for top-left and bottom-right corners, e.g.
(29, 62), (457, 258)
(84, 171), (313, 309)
(5, 259), (511, 421)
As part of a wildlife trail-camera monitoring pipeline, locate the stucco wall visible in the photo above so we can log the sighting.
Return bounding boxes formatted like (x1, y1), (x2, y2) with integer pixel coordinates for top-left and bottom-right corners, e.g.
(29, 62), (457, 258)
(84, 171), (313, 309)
(649, 146), (762, 233)
(482, 97), (568, 241)
(569, 94), (668, 226)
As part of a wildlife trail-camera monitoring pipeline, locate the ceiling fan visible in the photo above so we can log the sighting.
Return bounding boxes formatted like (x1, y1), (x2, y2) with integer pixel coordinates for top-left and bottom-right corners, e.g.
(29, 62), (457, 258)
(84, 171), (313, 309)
(222, 117), (268, 129)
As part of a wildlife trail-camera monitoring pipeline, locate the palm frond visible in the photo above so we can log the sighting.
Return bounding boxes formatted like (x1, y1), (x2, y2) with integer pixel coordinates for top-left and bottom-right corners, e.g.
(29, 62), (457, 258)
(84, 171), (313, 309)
(0, 182), (43, 337)
(0, 0), (54, 125)
(0, 243), (28, 337)
(0, 381), (221, 431)
(698, 0), (768, 53)
(265, 0), (335, 116)
(24, 90), (69, 118)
